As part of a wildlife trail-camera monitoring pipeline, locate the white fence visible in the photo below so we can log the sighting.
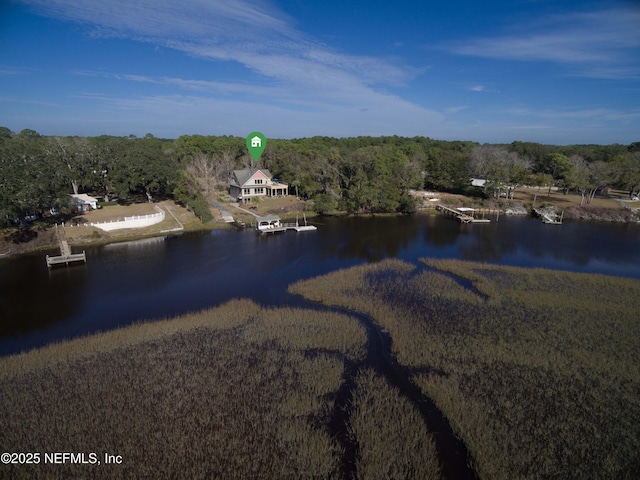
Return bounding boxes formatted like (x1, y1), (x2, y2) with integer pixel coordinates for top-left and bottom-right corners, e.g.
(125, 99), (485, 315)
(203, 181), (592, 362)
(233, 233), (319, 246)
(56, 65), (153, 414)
(92, 210), (165, 231)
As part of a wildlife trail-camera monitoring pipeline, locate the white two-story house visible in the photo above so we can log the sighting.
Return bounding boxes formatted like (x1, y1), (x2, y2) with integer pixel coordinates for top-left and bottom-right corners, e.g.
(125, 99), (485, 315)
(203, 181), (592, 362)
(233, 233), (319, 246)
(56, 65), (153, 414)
(229, 168), (288, 203)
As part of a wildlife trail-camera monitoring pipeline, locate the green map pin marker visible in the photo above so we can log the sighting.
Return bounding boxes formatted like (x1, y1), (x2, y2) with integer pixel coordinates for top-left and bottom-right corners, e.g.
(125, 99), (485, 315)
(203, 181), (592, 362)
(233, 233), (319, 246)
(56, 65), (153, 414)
(246, 131), (266, 163)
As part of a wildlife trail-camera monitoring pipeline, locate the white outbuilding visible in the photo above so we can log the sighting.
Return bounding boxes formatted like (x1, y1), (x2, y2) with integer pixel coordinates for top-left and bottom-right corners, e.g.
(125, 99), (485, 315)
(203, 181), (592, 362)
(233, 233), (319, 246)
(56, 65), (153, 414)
(71, 193), (99, 213)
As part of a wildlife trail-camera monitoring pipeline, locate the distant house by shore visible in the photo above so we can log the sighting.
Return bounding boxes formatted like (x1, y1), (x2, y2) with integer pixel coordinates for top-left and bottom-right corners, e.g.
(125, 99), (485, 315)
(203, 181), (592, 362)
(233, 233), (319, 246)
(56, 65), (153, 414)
(229, 169), (288, 203)
(71, 193), (99, 213)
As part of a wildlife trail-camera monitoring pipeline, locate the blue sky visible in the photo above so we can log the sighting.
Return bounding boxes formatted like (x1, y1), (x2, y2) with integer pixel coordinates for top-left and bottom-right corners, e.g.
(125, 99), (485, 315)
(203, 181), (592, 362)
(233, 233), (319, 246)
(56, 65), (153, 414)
(1, 0), (639, 144)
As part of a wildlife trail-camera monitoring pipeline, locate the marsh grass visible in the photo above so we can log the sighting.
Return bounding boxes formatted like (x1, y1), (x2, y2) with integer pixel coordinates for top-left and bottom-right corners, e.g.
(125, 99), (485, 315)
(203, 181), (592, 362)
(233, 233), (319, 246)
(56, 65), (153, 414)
(0, 299), (259, 378)
(241, 307), (365, 359)
(290, 259), (640, 479)
(350, 369), (442, 480)
(0, 300), (366, 479)
(5, 259), (640, 479)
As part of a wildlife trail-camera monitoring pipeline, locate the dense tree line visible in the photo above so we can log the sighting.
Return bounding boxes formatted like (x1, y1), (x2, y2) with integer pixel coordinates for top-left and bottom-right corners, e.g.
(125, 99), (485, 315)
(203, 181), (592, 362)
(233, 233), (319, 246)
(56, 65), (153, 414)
(472, 142), (640, 204)
(1, 126), (639, 227)
(0, 130), (179, 227)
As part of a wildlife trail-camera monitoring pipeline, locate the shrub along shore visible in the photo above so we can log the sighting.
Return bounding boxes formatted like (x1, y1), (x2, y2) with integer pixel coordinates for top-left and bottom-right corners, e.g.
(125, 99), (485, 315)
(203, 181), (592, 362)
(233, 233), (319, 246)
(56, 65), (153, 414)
(1, 261), (639, 479)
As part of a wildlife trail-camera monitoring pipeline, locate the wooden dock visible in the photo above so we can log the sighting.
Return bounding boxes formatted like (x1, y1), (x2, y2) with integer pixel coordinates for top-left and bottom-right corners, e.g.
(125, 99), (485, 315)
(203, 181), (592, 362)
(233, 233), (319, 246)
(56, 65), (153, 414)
(46, 224), (86, 268)
(436, 205), (491, 223)
(256, 214), (317, 234)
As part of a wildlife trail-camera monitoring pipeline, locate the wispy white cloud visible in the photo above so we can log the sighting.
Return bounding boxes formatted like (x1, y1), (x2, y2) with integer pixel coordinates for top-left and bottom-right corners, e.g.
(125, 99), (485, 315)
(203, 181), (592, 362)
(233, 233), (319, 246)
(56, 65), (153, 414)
(75, 70), (285, 98)
(502, 124), (551, 131)
(540, 108), (640, 123)
(0, 95), (61, 107)
(0, 65), (35, 75)
(70, 91), (443, 139)
(449, 8), (640, 79)
(14, 0), (638, 143)
(23, 0), (291, 42)
(502, 106), (640, 123)
(444, 105), (469, 114)
(73, 69), (426, 117)
(20, 0), (421, 114)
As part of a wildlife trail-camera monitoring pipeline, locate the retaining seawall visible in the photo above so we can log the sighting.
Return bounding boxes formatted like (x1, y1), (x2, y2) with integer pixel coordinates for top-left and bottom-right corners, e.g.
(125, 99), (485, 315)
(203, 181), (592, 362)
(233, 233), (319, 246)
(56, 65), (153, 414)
(92, 209), (165, 232)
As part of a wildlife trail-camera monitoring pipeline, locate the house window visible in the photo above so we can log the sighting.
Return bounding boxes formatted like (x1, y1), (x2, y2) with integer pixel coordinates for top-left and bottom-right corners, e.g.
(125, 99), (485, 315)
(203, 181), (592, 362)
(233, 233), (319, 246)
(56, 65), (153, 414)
(255, 179), (263, 185)
(243, 188), (251, 195)
(255, 187), (264, 194)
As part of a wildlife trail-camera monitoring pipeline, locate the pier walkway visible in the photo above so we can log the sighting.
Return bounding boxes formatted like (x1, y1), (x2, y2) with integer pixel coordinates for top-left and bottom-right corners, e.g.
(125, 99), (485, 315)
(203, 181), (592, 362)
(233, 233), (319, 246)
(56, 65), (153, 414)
(209, 201), (235, 223)
(46, 224), (86, 268)
(436, 204), (491, 224)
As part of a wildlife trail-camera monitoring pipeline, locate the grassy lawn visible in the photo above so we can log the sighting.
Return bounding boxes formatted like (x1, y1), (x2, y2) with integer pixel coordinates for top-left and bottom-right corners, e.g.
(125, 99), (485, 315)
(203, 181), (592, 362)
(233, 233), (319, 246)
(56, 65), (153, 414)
(1, 200), (228, 256)
(414, 187), (640, 222)
(437, 187), (624, 210)
(236, 196), (314, 218)
(63, 200), (219, 244)
(77, 203), (159, 222)
(219, 195), (317, 226)
(511, 186), (623, 209)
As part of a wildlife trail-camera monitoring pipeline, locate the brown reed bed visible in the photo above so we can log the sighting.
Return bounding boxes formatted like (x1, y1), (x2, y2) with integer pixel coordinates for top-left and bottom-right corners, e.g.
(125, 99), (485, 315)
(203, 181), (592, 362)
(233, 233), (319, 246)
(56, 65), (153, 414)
(0, 300), (366, 479)
(289, 259), (640, 479)
(349, 369), (441, 479)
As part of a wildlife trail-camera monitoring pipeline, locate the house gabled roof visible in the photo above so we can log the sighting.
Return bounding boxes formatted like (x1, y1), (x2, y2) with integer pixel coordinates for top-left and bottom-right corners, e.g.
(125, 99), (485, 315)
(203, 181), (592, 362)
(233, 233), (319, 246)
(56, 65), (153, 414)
(230, 168), (272, 187)
(71, 193), (99, 204)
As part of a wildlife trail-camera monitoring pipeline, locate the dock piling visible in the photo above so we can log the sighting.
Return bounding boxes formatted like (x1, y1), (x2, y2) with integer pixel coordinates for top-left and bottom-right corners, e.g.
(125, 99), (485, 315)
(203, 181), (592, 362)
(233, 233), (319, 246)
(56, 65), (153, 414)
(46, 224), (87, 267)
(435, 204), (491, 223)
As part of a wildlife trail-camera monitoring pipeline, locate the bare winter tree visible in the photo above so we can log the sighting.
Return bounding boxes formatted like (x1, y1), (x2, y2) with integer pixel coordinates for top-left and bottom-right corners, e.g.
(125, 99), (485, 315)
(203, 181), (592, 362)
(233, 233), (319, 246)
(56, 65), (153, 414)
(216, 150), (235, 185)
(187, 152), (216, 196)
(187, 149), (238, 197)
(470, 145), (531, 199)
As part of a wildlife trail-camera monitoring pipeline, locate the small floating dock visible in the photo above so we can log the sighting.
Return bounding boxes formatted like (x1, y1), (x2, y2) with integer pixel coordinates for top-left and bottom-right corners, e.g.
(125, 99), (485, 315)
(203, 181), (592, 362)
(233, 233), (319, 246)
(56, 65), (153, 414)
(256, 214), (317, 234)
(533, 208), (563, 225)
(436, 205), (491, 223)
(46, 224), (86, 268)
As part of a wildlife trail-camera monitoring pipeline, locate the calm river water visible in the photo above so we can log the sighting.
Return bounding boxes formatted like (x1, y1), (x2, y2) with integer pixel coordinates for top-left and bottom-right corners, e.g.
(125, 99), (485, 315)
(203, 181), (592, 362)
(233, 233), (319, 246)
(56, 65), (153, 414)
(2, 214), (640, 356)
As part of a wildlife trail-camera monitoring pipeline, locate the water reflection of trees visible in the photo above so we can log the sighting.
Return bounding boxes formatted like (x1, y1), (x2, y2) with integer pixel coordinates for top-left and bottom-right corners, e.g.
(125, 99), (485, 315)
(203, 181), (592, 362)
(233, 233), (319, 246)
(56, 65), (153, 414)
(324, 216), (422, 262)
(458, 222), (518, 263)
(456, 218), (636, 267)
(422, 215), (471, 248)
(325, 214), (640, 270)
(0, 254), (84, 337)
(454, 218), (594, 264)
(419, 215), (640, 270)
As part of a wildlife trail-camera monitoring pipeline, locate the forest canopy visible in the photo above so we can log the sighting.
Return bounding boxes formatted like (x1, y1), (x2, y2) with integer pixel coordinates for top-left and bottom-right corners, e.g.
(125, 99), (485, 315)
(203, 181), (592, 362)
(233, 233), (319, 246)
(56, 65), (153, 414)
(1, 127), (638, 227)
